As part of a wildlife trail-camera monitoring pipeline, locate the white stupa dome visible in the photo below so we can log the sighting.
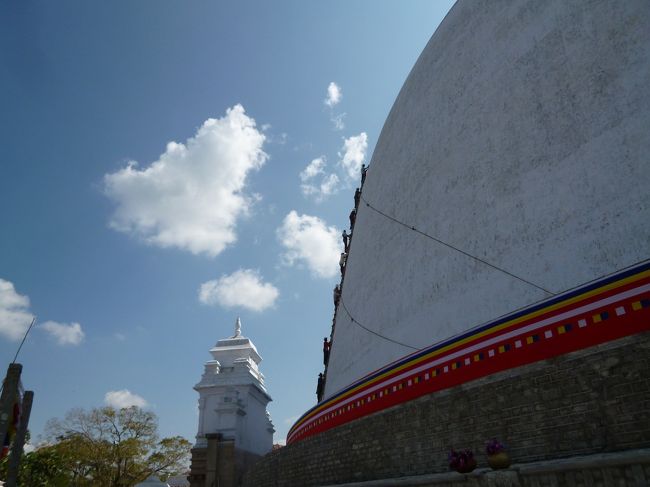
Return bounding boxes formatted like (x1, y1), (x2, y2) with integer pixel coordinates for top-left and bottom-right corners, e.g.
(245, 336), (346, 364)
(325, 0), (650, 397)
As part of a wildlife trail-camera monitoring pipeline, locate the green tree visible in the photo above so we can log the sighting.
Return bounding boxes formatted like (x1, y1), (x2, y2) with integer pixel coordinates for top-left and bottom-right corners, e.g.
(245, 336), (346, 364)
(42, 406), (191, 487)
(0, 441), (73, 487)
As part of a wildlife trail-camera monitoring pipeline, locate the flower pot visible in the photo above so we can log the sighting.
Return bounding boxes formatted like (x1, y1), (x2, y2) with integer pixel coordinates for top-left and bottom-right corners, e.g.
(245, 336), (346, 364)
(487, 451), (511, 469)
(455, 458), (477, 473)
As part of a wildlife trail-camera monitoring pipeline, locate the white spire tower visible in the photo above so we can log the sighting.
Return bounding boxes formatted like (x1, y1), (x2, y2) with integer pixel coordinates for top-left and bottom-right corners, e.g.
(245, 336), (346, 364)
(234, 316), (242, 337)
(194, 317), (274, 456)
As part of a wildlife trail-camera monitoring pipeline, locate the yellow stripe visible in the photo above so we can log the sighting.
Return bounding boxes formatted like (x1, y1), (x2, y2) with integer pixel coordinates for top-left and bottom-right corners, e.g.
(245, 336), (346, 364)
(290, 269), (649, 433)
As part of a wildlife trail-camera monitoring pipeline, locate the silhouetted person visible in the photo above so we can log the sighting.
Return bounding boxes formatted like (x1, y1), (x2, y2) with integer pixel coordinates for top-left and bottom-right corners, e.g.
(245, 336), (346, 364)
(323, 337), (331, 365)
(349, 208), (356, 229)
(342, 230), (350, 252)
(354, 187), (361, 208)
(333, 285), (341, 307)
(361, 164), (368, 186)
(316, 373), (324, 402)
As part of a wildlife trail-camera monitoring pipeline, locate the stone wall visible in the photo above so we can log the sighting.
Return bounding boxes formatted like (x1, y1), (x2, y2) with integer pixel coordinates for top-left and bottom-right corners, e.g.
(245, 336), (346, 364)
(190, 433), (262, 487)
(244, 333), (650, 486)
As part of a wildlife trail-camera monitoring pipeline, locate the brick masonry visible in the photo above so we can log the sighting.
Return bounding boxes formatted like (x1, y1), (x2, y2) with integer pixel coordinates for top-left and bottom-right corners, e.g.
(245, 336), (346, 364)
(243, 332), (650, 486)
(190, 433), (262, 487)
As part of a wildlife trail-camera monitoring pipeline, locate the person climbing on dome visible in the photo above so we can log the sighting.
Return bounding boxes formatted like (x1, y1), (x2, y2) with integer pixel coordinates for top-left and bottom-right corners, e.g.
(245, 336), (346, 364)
(333, 285), (341, 307)
(354, 187), (361, 209)
(323, 337), (331, 366)
(349, 208), (356, 229)
(339, 252), (347, 276)
(316, 373), (324, 402)
(361, 164), (368, 186)
(342, 229), (350, 252)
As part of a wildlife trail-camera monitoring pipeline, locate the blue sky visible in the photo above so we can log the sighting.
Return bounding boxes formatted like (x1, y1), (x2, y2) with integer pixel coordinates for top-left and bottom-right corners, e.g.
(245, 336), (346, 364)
(0, 1), (454, 444)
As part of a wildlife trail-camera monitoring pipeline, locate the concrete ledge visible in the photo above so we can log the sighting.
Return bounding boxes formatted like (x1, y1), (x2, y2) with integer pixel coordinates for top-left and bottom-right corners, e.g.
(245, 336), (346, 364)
(318, 469), (488, 486)
(317, 449), (650, 486)
(514, 447), (650, 475)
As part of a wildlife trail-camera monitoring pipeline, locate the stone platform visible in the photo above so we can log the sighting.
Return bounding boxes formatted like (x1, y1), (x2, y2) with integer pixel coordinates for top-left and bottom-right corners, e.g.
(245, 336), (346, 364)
(319, 449), (650, 487)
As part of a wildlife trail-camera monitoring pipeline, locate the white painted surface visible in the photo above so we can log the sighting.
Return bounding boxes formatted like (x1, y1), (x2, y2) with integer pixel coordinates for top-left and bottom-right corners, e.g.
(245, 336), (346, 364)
(194, 318), (274, 456)
(325, 0), (650, 398)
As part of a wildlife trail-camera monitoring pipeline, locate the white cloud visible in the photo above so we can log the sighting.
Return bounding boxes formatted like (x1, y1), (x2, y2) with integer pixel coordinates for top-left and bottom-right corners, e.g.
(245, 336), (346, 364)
(331, 112), (346, 131)
(41, 321), (85, 346)
(105, 389), (148, 409)
(300, 157), (340, 202)
(319, 173), (340, 196)
(324, 82), (342, 107)
(299, 157), (326, 182)
(104, 104), (267, 257)
(277, 211), (341, 279)
(263, 127), (288, 146)
(300, 175), (339, 202)
(324, 82), (345, 129)
(199, 269), (279, 312)
(0, 279), (34, 341)
(339, 132), (368, 180)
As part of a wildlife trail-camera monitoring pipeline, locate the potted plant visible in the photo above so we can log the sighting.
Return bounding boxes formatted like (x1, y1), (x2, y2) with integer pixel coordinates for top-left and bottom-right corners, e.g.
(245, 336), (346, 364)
(448, 448), (477, 473)
(486, 438), (511, 469)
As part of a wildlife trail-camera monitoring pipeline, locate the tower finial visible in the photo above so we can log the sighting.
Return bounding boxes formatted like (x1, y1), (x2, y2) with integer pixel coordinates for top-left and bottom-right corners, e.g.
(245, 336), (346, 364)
(234, 316), (242, 337)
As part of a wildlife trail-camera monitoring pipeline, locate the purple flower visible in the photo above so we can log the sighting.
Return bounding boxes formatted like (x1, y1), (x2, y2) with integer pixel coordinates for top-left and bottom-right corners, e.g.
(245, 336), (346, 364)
(486, 438), (506, 455)
(448, 447), (474, 469)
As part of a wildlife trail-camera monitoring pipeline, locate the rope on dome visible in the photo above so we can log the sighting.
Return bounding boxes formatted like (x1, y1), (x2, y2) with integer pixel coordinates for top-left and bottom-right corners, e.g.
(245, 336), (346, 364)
(339, 299), (419, 351)
(360, 195), (555, 296)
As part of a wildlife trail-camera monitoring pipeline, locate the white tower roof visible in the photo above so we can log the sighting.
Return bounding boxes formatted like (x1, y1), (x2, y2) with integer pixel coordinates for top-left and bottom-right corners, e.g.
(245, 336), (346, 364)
(209, 316), (262, 367)
(194, 317), (274, 454)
